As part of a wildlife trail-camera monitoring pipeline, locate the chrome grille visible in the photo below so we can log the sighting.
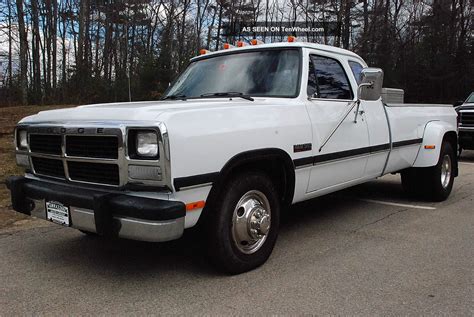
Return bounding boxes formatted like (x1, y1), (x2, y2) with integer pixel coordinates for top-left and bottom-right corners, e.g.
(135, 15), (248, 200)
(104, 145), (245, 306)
(17, 123), (170, 189)
(26, 127), (123, 187)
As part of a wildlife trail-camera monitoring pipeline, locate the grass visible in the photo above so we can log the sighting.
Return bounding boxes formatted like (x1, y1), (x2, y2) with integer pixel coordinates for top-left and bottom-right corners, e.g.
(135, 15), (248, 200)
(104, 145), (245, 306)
(0, 105), (75, 208)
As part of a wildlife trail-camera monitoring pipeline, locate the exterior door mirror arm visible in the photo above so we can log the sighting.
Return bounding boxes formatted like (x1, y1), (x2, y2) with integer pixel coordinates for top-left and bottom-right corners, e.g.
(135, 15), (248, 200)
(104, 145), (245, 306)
(354, 82), (374, 123)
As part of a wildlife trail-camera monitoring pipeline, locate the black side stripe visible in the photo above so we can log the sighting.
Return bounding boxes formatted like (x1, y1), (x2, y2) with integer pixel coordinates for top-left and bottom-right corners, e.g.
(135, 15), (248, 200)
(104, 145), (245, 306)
(392, 138), (423, 148)
(294, 143), (391, 168)
(293, 137), (423, 168)
(293, 156), (313, 167)
(173, 138), (423, 190)
(174, 172), (219, 191)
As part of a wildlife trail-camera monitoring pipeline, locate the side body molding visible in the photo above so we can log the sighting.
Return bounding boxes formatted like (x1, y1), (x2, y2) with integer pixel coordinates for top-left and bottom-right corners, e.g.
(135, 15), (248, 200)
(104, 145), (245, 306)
(413, 120), (457, 168)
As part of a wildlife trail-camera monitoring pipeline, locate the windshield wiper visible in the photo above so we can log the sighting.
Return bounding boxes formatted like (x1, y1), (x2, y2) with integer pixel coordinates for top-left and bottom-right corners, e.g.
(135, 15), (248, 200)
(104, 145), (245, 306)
(162, 94), (187, 100)
(200, 92), (254, 101)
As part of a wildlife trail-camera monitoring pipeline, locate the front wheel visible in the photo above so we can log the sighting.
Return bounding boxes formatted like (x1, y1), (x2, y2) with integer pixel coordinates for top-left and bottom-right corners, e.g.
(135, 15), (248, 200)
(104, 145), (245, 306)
(206, 171), (280, 274)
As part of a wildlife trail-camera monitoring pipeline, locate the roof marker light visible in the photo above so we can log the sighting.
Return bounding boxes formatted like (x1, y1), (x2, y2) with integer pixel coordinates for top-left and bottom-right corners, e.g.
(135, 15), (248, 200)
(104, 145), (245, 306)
(288, 35), (298, 42)
(223, 43), (235, 49)
(250, 39), (264, 45)
(236, 41), (247, 47)
(199, 49), (210, 55)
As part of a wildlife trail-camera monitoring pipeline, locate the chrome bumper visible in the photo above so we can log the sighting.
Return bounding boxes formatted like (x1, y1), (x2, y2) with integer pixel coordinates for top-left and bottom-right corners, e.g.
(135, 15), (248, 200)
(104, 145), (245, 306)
(6, 176), (185, 242)
(29, 199), (184, 242)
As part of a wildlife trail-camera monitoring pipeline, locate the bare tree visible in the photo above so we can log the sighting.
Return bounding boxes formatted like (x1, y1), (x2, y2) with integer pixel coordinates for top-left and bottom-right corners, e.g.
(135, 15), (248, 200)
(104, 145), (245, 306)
(15, 0), (28, 105)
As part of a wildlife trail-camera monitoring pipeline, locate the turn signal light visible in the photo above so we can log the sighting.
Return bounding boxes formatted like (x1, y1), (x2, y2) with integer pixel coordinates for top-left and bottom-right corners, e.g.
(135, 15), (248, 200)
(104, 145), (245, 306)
(223, 43), (235, 49)
(288, 35), (297, 42)
(186, 200), (206, 211)
(236, 41), (247, 47)
(250, 39), (264, 45)
(199, 49), (210, 55)
(424, 145), (436, 150)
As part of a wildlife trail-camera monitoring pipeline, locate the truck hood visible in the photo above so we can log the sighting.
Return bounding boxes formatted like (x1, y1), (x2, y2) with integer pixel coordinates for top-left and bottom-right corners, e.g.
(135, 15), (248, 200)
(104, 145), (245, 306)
(19, 98), (282, 124)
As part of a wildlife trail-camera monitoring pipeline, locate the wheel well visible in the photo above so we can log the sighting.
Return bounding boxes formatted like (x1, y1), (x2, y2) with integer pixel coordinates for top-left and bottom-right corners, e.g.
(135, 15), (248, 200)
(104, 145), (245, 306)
(443, 131), (458, 176)
(443, 131), (457, 151)
(205, 149), (295, 210)
(227, 157), (293, 206)
(195, 149), (295, 229)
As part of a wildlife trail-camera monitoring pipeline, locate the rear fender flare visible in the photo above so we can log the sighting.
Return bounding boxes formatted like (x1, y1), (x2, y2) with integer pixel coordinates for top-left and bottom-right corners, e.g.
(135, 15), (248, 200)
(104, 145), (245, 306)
(413, 121), (457, 168)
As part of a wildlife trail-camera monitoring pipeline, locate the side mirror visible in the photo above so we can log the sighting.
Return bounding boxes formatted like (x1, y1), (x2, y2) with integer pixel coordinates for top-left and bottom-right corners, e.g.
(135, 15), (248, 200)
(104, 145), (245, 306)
(453, 100), (463, 107)
(358, 68), (383, 101)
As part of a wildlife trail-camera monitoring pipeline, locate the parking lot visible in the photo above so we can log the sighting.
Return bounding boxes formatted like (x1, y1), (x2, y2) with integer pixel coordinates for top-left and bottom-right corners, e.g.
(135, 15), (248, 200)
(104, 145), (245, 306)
(1, 155), (473, 315)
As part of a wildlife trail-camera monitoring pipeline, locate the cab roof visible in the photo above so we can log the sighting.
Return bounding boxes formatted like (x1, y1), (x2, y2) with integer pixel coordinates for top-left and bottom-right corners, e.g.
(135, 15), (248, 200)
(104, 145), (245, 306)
(190, 41), (363, 62)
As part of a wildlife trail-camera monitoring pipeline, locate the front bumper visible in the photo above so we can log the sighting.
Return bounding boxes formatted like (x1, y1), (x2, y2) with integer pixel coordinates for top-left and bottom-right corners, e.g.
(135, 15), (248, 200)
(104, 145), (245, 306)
(6, 176), (186, 242)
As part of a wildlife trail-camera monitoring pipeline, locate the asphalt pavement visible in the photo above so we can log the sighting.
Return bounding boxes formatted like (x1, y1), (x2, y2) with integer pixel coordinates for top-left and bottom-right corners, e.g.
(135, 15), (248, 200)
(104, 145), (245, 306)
(1, 154), (473, 315)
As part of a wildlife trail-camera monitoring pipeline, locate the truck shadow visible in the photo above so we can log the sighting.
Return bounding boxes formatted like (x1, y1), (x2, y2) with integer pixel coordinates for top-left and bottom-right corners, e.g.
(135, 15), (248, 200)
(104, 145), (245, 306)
(37, 176), (411, 277)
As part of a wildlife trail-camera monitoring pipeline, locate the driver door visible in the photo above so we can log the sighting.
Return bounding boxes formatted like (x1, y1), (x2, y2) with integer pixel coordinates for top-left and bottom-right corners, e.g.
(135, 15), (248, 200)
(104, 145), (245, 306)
(306, 53), (370, 193)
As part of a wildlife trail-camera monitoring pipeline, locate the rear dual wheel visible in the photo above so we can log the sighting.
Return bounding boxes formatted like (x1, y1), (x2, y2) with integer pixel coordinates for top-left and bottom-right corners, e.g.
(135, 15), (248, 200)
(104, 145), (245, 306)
(401, 141), (455, 202)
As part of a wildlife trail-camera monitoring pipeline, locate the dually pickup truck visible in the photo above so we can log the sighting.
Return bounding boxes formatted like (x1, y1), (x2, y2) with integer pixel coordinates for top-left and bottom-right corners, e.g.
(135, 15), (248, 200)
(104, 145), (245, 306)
(7, 41), (458, 274)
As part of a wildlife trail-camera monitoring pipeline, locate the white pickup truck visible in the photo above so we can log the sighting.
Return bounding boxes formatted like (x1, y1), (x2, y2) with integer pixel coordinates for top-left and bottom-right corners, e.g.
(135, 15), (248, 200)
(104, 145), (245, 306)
(7, 41), (458, 274)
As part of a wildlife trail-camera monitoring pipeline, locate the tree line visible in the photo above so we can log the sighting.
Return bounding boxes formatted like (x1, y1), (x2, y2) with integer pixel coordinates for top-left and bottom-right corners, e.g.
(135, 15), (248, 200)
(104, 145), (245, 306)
(0, 0), (472, 106)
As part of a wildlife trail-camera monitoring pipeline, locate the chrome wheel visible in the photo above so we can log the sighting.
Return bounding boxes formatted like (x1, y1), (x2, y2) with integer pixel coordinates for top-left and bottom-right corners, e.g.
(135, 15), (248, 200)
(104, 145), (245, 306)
(231, 190), (271, 254)
(441, 154), (452, 189)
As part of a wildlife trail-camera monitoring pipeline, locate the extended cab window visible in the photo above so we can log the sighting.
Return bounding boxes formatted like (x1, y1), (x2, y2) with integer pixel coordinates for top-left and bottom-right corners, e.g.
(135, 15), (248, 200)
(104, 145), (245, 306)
(349, 61), (364, 85)
(164, 49), (301, 99)
(309, 55), (353, 100)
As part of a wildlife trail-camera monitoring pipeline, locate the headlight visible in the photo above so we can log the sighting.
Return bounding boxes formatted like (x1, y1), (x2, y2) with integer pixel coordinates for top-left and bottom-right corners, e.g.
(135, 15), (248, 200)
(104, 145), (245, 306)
(128, 129), (159, 159)
(17, 129), (28, 149)
(136, 132), (158, 157)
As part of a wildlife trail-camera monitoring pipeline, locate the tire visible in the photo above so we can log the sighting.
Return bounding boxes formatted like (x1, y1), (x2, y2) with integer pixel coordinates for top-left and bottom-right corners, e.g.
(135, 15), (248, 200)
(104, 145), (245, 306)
(205, 171), (280, 274)
(401, 141), (455, 202)
(426, 141), (455, 201)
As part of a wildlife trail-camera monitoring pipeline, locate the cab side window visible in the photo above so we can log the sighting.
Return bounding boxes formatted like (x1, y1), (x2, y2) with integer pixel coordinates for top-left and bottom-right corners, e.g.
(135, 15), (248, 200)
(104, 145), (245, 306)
(309, 55), (353, 100)
(349, 61), (364, 85)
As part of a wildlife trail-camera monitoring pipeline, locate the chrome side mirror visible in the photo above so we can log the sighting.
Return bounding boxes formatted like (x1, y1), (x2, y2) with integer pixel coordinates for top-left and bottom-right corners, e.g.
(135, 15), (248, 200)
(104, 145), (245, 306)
(358, 67), (383, 101)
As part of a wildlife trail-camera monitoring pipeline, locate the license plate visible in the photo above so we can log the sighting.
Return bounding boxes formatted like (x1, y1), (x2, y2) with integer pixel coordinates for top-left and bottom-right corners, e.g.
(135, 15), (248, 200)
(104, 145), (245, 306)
(46, 201), (70, 226)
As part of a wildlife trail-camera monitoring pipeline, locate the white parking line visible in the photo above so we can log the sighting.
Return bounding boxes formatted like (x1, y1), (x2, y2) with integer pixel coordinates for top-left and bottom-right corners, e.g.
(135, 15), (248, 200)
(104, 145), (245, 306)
(360, 198), (436, 210)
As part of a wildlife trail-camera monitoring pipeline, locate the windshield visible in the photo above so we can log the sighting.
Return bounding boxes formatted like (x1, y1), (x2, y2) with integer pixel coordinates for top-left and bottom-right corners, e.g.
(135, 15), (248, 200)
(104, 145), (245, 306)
(163, 49), (301, 99)
(465, 92), (474, 103)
